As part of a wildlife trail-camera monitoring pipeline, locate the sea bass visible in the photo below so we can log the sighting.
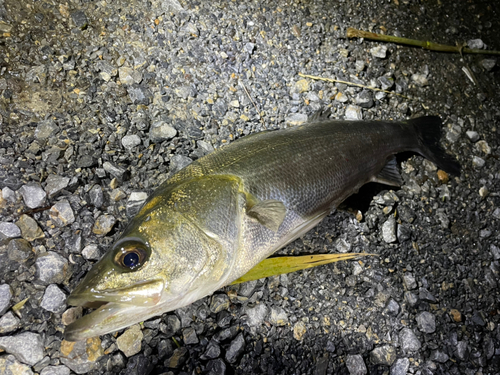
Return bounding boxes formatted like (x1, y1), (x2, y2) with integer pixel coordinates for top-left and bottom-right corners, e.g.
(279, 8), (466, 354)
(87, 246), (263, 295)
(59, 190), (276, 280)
(64, 114), (459, 340)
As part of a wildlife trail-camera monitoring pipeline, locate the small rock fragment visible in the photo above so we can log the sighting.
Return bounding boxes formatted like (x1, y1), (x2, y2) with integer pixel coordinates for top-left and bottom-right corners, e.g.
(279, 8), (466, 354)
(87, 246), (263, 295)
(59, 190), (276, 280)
(399, 328), (421, 352)
(40, 365), (71, 375)
(293, 321), (307, 341)
(0, 332), (44, 366)
(41, 284), (67, 313)
(390, 357), (409, 375)
(355, 91), (374, 108)
(18, 184), (46, 209)
(472, 156), (485, 168)
(292, 79), (309, 93)
(150, 121), (177, 142)
(169, 155), (193, 174)
(210, 294), (230, 314)
(481, 58), (496, 71)
(467, 38), (484, 49)
(225, 333), (245, 363)
(44, 175), (70, 198)
(16, 215), (44, 241)
(166, 347), (188, 368)
(49, 200), (75, 227)
(382, 217), (397, 243)
(370, 45), (387, 58)
(0, 311), (21, 333)
(416, 311), (436, 333)
(60, 337), (103, 373)
(0, 355), (34, 375)
(7, 239), (32, 262)
(126, 192), (148, 217)
(269, 307), (289, 326)
(403, 273), (417, 290)
(182, 327), (199, 345)
(346, 354), (367, 375)
(370, 345), (396, 365)
(92, 215), (116, 235)
(121, 134), (141, 150)
(244, 304), (268, 327)
(0, 284), (12, 315)
(116, 325), (143, 357)
(0, 222), (21, 242)
(285, 113), (308, 126)
(466, 130), (479, 142)
(345, 105), (363, 120)
(35, 251), (69, 285)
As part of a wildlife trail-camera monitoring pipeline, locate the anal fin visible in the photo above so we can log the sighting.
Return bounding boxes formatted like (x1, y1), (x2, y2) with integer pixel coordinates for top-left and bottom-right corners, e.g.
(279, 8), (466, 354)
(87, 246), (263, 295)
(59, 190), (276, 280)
(371, 157), (403, 187)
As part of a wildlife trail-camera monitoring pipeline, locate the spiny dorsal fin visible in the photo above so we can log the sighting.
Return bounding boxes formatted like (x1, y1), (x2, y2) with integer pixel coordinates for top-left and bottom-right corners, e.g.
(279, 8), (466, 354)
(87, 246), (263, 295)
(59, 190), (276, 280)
(247, 199), (286, 232)
(371, 157), (403, 186)
(309, 108), (332, 123)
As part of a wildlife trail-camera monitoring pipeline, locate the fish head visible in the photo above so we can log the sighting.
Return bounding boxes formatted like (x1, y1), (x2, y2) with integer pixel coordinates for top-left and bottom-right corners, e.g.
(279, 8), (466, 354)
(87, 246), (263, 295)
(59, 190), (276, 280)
(65, 175), (243, 341)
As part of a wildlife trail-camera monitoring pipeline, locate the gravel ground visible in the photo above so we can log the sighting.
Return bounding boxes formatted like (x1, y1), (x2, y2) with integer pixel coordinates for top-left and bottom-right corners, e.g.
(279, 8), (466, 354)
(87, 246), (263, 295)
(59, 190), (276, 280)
(1, 0), (499, 374)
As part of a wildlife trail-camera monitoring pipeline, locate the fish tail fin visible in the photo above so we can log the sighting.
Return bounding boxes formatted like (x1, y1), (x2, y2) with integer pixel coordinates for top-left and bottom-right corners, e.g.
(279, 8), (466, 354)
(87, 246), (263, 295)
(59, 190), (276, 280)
(408, 116), (461, 176)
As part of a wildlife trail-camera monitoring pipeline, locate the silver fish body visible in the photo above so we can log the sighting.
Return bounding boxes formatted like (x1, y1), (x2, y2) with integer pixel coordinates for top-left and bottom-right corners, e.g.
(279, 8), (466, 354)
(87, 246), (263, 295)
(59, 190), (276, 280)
(65, 115), (459, 340)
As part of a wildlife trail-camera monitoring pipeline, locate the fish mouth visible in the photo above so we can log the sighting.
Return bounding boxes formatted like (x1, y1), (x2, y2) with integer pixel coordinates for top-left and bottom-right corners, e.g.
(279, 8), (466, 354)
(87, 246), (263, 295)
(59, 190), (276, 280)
(64, 279), (165, 341)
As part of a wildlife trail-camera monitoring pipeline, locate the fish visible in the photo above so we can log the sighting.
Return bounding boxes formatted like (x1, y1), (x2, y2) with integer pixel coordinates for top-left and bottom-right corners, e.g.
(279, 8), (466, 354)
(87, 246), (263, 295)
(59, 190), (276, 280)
(64, 113), (460, 341)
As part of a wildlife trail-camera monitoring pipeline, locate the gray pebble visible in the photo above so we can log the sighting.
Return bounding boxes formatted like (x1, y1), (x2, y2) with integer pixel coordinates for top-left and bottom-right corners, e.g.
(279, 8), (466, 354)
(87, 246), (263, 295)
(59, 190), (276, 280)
(411, 73), (429, 86)
(355, 91), (374, 108)
(416, 311), (436, 333)
(2, 187), (16, 203)
(122, 134), (142, 150)
(119, 66), (142, 85)
(285, 113), (308, 126)
(481, 58), (496, 71)
(210, 294), (230, 314)
(169, 155), (193, 174)
(472, 156), (485, 168)
(49, 200), (75, 227)
(269, 307), (288, 326)
(206, 358), (226, 375)
(126, 192), (148, 217)
(89, 185), (104, 208)
(399, 328), (421, 352)
(244, 42), (255, 54)
(150, 121), (177, 142)
(0, 332), (44, 365)
(446, 124), (462, 143)
(0, 284), (12, 315)
(225, 332), (245, 363)
(41, 284), (67, 313)
(35, 120), (58, 140)
(466, 130), (479, 142)
(0, 311), (20, 334)
(419, 287), (437, 303)
(355, 60), (365, 72)
(370, 45), (387, 58)
(44, 175), (70, 198)
(382, 217), (397, 243)
(7, 239), (32, 263)
(244, 303), (268, 327)
(476, 140), (491, 154)
(19, 184), (46, 209)
(102, 161), (125, 178)
(491, 244), (500, 260)
(430, 350), (449, 363)
(0, 355), (34, 375)
(345, 354), (367, 375)
(384, 299), (400, 316)
(40, 365), (71, 375)
(345, 105), (363, 120)
(467, 38), (484, 49)
(456, 341), (469, 360)
(16, 214), (44, 241)
(238, 280), (257, 297)
(378, 76), (394, 90)
(71, 10), (88, 28)
(35, 251), (69, 285)
(335, 92), (349, 103)
(127, 85), (151, 105)
(0, 222), (21, 242)
(182, 327), (199, 345)
(92, 214), (116, 235)
(403, 273), (417, 290)
(370, 345), (396, 365)
(390, 358), (409, 375)
(202, 341), (221, 359)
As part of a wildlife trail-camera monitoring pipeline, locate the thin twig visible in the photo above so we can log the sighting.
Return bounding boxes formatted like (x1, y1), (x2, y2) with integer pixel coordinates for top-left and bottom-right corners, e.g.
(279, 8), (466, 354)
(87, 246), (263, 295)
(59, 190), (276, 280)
(347, 27), (500, 56)
(239, 81), (266, 129)
(298, 72), (411, 100)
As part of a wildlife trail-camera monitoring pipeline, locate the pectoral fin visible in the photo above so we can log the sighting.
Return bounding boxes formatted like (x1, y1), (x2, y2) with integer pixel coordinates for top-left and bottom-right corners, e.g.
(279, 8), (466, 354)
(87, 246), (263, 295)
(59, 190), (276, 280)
(247, 199), (286, 232)
(371, 157), (403, 186)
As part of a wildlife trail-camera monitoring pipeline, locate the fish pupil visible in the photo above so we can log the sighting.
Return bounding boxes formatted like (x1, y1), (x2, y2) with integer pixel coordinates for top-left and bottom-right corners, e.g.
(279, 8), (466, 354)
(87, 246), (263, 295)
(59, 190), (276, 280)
(123, 252), (140, 268)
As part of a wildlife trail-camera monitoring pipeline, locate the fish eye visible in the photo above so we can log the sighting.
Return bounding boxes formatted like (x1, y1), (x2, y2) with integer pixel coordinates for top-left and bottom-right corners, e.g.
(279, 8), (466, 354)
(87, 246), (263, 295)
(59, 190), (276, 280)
(113, 240), (149, 271)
